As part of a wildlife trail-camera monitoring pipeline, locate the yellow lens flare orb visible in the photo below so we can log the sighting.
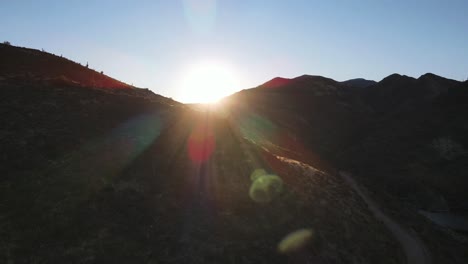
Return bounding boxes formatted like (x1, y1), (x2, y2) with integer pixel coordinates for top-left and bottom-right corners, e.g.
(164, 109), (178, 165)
(178, 61), (239, 104)
(278, 229), (314, 254)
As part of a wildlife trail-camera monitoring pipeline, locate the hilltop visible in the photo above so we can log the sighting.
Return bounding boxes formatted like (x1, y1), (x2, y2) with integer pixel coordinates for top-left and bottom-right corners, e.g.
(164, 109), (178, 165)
(0, 43), (130, 89)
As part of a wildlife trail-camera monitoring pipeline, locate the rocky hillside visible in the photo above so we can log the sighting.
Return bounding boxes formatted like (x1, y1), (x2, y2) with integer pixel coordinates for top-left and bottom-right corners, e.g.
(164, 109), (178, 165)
(223, 73), (468, 263)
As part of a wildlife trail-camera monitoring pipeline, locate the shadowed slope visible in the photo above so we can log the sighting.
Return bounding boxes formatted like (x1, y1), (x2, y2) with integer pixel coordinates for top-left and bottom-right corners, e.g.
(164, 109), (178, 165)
(224, 72), (468, 263)
(0, 44), (180, 175)
(0, 45), (402, 262)
(0, 43), (131, 89)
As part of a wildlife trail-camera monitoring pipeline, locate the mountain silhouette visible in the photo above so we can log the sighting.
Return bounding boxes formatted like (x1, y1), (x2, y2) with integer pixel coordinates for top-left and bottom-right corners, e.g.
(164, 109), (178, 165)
(1, 44), (467, 263)
(341, 78), (377, 88)
(226, 73), (468, 262)
(226, 72), (468, 204)
(0, 44), (178, 173)
(260, 76), (292, 88)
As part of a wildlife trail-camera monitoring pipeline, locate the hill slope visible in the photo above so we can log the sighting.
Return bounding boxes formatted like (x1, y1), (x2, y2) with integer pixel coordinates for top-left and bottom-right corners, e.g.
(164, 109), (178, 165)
(0, 43), (130, 88)
(0, 46), (405, 263)
(223, 73), (468, 263)
(0, 44), (179, 175)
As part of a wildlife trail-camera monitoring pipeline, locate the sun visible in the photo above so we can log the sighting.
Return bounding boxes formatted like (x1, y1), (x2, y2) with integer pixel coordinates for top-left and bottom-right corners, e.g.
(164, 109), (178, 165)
(178, 61), (240, 103)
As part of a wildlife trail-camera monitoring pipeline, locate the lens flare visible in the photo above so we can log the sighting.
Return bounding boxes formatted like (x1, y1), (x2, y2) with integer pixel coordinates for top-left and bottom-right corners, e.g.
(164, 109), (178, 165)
(240, 113), (277, 143)
(249, 174), (283, 203)
(187, 123), (215, 163)
(183, 0), (217, 34)
(51, 112), (163, 194)
(278, 229), (314, 254)
(250, 168), (267, 182)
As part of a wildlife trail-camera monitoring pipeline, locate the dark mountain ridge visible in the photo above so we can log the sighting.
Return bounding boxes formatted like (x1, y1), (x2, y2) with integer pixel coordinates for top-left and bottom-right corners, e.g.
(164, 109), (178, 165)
(261, 74), (340, 90)
(225, 72), (468, 263)
(341, 78), (377, 88)
(260, 76), (292, 88)
(1, 43), (467, 263)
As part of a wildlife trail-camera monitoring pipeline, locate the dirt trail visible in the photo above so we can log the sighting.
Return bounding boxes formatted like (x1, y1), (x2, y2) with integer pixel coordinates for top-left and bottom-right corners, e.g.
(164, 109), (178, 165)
(339, 171), (431, 264)
(240, 141), (427, 263)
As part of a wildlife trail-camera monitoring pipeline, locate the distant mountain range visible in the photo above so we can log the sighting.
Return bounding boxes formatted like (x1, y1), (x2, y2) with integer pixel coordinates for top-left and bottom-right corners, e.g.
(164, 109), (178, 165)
(1, 43), (467, 263)
(262, 75), (377, 89)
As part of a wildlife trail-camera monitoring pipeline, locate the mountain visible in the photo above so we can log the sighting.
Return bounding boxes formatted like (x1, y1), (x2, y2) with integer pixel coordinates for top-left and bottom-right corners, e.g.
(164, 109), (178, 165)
(224, 73), (468, 263)
(0, 45), (407, 263)
(227, 72), (468, 210)
(260, 76), (292, 88)
(0, 43), (130, 88)
(0, 44), (178, 174)
(341, 78), (377, 88)
(1, 44), (467, 263)
(223, 74), (371, 162)
(261, 75), (340, 92)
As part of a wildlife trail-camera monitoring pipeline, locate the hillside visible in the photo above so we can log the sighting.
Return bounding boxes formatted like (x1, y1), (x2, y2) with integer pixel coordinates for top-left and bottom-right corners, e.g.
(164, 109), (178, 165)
(0, 46), (407, 263)
(0, 44), (179, 176)
(0, 43), (130, 89)
(223, 73), (468, 263)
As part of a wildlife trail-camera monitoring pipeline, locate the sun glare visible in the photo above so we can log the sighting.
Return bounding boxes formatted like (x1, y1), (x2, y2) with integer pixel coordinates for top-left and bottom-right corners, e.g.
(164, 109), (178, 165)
(178, 62), (239, 103)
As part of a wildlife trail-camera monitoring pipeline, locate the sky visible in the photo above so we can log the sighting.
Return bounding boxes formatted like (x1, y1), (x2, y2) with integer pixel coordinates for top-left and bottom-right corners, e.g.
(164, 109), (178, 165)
(1, 0), (468, 102)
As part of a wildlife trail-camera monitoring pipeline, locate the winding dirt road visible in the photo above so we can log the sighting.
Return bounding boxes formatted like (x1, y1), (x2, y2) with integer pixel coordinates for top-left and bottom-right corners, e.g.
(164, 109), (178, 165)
(339, 171), (431, 264)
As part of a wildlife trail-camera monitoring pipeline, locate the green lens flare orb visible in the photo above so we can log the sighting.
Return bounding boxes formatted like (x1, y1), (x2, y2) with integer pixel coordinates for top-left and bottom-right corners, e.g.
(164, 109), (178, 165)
(250, 168), (267, 182)
(249, 174), (283, 203)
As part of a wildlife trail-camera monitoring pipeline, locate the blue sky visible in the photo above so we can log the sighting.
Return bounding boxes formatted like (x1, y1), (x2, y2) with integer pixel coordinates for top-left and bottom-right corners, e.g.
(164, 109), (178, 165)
(1, 0), (467, 102)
